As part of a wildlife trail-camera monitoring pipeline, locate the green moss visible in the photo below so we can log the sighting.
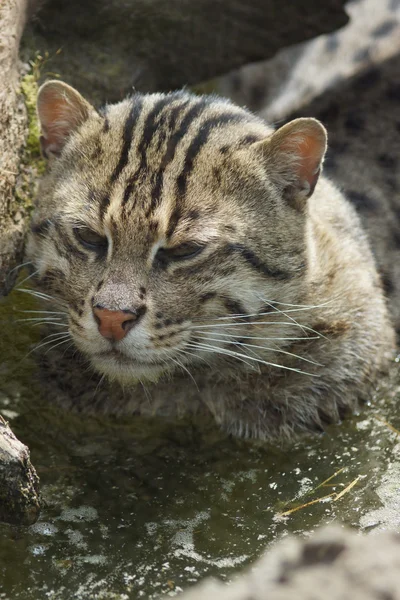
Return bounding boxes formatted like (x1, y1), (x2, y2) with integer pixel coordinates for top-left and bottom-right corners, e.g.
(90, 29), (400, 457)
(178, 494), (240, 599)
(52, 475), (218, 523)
(15, 54), (51, 212)
(20, 71), (46, 175)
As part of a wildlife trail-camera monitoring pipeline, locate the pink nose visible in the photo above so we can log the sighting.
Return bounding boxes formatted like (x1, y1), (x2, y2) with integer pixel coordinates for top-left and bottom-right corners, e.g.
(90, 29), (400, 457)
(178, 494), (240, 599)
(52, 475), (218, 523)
(93, 306), (139, 341)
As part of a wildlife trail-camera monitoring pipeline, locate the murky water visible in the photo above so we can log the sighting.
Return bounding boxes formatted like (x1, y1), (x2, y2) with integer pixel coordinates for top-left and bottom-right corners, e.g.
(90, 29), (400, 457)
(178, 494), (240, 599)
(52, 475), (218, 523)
(1, 287), (400, 599)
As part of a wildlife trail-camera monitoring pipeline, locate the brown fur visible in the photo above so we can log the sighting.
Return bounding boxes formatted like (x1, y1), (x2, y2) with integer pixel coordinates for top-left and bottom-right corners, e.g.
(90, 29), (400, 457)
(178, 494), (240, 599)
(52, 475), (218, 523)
(26, 81), (395, 440)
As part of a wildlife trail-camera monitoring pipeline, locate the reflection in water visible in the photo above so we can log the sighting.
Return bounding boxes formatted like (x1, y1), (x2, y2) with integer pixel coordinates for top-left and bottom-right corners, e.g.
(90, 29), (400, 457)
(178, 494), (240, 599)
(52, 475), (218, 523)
(0, 288), (399, 599)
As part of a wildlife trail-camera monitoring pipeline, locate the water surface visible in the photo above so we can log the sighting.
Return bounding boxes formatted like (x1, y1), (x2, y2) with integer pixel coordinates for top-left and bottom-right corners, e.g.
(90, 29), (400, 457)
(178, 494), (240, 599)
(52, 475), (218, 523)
(1, 288), (399, 599)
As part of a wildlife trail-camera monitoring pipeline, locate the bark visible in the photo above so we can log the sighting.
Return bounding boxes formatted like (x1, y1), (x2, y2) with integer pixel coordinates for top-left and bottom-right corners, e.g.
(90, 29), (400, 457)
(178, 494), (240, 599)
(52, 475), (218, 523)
(0, 0), (29, 296)
(0, 415), (41, 526)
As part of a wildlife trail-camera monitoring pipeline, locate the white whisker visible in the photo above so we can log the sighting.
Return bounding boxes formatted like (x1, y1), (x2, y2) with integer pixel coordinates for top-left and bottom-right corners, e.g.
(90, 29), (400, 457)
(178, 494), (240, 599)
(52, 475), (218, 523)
(191, 331), (318, 341)
(19, 310), (66, 315)
(16, 317), (63, 323)
(187, 341), (261, 372)
(8, 261), (34, 275)
(190, 321), (319, 336)
(31, 321), (69, 328)
(169, 355), (199, 391)
(196, 335), (322, 366)
(188, 341), (315, 376)
(176, 347), (212, 367)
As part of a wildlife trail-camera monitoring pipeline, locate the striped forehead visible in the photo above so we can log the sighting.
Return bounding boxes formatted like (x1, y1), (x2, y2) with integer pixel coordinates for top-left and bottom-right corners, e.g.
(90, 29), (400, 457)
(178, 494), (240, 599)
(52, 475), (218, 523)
(95, 92), (265, 229)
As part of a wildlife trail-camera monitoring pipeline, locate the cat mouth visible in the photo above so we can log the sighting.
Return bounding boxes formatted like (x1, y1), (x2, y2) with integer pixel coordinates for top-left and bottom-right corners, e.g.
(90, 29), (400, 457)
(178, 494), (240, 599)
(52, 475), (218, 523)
(95, 350), (164, 367)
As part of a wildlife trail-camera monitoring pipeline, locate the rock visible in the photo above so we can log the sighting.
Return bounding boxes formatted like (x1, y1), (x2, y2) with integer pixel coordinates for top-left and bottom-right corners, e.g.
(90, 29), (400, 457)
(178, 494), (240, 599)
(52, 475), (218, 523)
(177, 526), (400, 600)
(0, 0), (30, 295)
(0, 415), (41, 526)
(25, 0), (348, 104)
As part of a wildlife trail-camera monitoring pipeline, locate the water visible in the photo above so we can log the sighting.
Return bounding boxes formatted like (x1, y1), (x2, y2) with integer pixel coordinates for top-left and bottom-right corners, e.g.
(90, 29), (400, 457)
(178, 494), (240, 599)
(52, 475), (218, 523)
(1, 287), (400, 599)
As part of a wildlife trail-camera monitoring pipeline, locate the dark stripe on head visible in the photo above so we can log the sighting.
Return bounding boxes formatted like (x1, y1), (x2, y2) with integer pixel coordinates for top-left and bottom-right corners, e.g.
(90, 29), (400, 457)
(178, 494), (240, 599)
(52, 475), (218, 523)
(54, 222), (87, 261)
(199, 291), (216, 303)
(31, 219), (52, 236)
(236, 134), (263, 148)
(103, 116), (110, 133)
(111, 96), (143, 183)
(227, 243), (293, 280)
(149, 100), (205, 214)
(121, 95), (175, 207)
(38, 268), (66, 294)
(166, 206), (182, 239)
(98, 193), (111, 221)
(176, 112), (246, 199)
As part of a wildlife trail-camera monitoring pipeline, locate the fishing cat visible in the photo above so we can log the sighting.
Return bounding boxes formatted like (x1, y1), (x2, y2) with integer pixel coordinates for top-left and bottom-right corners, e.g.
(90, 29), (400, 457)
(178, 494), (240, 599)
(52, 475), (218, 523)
(26, 80), (395, 440)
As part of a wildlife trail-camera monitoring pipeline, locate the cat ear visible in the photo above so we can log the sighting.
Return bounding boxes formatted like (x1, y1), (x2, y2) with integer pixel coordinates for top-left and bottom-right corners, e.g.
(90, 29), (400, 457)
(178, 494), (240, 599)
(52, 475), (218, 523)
(37, 80), (94, 159)
(253, 118), (327, 207)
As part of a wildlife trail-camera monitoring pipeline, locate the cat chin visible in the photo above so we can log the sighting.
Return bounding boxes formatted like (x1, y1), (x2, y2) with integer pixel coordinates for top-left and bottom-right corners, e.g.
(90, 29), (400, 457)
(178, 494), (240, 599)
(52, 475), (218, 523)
(90, 355), (167, 384)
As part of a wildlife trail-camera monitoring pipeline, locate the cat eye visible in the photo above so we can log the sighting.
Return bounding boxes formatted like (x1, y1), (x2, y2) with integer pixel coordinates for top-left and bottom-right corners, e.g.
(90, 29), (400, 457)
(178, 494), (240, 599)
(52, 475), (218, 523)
(155, 242), (205, 263)
(73, 227), (108, 251)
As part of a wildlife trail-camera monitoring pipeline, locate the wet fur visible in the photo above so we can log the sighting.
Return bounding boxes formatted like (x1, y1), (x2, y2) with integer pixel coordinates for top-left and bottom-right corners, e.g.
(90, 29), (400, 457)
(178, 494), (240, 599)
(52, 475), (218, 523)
(26, 85), (395, 440)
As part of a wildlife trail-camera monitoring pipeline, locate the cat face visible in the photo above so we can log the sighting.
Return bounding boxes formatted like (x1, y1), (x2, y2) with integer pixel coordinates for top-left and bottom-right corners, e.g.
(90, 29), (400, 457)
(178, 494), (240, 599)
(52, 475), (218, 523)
(27, 81), (326, 382)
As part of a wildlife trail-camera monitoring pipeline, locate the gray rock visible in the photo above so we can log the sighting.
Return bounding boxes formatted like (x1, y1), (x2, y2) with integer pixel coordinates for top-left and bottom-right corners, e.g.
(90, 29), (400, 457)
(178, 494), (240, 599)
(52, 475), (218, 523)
(178, 526), (400, 600)
(25, 0), (348, 103)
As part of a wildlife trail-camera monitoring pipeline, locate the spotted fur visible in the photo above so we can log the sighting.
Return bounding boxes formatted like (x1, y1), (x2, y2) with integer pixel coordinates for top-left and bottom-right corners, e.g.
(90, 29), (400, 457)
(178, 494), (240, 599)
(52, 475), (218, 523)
(26, 81), (395, 440)
(217, 0), (400, 122)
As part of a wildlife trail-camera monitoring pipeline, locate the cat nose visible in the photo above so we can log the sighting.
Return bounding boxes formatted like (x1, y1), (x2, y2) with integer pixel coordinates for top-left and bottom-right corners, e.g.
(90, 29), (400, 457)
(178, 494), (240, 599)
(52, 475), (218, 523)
(92, 305), (145, 341)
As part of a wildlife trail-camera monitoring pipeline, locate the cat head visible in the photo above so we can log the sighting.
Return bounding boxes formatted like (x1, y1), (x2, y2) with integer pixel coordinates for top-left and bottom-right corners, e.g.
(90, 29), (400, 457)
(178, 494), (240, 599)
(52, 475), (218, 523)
(27, 80), (327, 382)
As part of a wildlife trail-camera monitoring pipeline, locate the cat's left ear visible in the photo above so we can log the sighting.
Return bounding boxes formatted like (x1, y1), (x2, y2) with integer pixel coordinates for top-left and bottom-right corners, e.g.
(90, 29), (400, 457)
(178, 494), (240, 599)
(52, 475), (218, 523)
(37, 80), (95, 159)
(253, 118), (327, 208)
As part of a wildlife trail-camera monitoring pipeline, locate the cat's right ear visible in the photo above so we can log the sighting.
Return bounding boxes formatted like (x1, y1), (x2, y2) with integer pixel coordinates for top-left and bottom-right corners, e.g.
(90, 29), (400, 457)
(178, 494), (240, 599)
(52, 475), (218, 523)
(37, 80), (94, 159)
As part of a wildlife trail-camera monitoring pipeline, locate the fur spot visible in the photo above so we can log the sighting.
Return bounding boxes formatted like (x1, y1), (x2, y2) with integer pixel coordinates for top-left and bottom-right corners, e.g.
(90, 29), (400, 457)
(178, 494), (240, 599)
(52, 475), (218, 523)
(377, 153), (397, 170)
(323, 151), (338, 173)
(372, 20), (397, 37)
(187, 209), (200, 221)
(392, 228), (400, 248)
(249, 82), (266, 111)
(102, 117), (110, 133)
(70, 316), (83, 330)
(317, 102), (340, 123)
(39, 268), (66, 291)
(346, 190), (377, 212)
(386, 82), (400, 101)
(31, 219), (52, 236)
(353, 47), (371, 63)
(355, 68), (382, 91)
(325, 34), (339, 53)
(200, 291), (216, 303)
(313, 320), (350, 337)
(380, 271), (395, 296)
(212, 167), (222, 185)
(223, 298), (246, 317)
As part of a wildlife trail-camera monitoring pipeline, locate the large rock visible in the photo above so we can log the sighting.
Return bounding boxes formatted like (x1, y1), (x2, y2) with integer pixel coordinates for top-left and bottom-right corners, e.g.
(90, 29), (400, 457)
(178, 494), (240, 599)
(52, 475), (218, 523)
(0, 0), (29, 295)
(0, 415), (41, 526)
(25, 0), (348, 103)
(177, 527), (400, 600)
